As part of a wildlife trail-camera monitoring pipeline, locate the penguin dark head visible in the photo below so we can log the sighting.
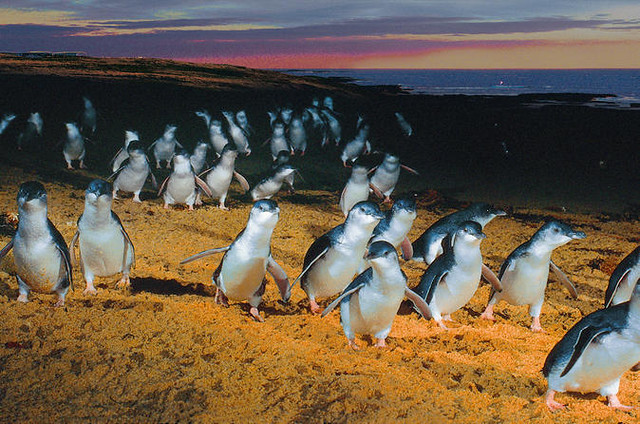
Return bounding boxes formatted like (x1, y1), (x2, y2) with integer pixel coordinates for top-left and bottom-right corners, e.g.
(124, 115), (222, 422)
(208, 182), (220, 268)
(366, 240), (397, 260)
(194, 141), (210, 151)
(127, 141), (144, 155)
(274, 150), (290, 167)
(275, 164), (296, 178)
(17, 181), (47, 207)
(164, 125), (177, 136)
(221, 143), (238, 157)
(85, 179), (112, 207)
(467, 203), (507, 219)
(124, 130), (139, 143)
(456, 221), (486, 240)
(250, 199), (280, 227)
(536, 221), (586, 247)
(348, 201), (386, 224)
(392, 196), (417, 215)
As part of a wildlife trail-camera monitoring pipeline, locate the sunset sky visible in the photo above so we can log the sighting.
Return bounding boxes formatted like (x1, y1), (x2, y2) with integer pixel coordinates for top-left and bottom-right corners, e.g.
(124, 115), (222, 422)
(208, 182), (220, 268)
(1, 1), (640, 69)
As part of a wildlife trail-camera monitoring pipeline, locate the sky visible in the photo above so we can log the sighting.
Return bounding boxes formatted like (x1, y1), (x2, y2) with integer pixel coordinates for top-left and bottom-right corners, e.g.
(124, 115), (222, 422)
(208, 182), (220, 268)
(1, 1), (640, 69)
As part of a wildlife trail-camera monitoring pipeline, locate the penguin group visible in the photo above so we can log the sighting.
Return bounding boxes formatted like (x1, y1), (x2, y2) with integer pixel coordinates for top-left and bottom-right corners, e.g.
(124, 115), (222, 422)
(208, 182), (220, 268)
(2, 94), (640, 413)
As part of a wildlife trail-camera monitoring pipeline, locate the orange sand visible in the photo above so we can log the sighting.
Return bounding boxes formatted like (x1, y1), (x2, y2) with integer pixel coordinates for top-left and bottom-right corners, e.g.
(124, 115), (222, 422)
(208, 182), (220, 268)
(1, 165), (639, 423)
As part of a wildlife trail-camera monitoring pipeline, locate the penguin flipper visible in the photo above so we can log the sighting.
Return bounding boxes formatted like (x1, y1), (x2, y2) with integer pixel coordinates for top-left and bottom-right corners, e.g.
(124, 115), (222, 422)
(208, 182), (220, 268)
(321, 270), (370, 317)
(400, 236), (413, 261)
(107, 162), (127, 181)
(69, 231), (79, 267)
(267, 256), (290, 300)
(195, 175), (213, 197)
(180, 247), (230, 264)
(48, 219), (73, 291)
(290, 239), (331, 291)
(157, 176), (170, 196)
(233, 171), (250, 192)
(109, 148), (124, 168)
(146, 140), (157, 152)
(416, 255), (450, 304)
(549, 261), (578, 299)
(400, 164), (419, 175)
(369, 183), (384, 200)
(0, 238), (14, 260)
(604, 248), (639, 307)
(405, 287), (433, 319)
(560, 325), (614, 377)
(111, 211), (135, 269)
(481, 263), (503, 292)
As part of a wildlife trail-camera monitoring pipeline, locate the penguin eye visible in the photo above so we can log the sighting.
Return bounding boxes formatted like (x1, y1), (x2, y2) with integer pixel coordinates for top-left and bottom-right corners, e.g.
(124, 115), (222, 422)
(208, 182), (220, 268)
(553, 228), (559, 233)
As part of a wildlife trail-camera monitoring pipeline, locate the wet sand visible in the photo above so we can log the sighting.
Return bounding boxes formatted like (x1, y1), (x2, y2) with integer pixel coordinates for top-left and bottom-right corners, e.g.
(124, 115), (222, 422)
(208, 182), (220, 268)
(0, 56), (640, 422)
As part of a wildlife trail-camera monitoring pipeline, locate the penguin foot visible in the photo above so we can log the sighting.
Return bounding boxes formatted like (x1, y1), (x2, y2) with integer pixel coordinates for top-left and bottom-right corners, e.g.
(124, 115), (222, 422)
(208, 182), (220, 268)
(115, 275), (130, 290)
(374, 339), (387, 348)
(348, 340), (360, 351)
(188, 204), (194, 211)
(166, 163), (171, 169)
(79, 161), (87, 169)
(607, 395), (633, 410)
(479, 308), (495, 321)
(530, 317), (545, 333)
(545, 390), (565, 411)
(156, 163), (161, 169)
(309, 300), (321, 314)
(219, 205), (229, 211)
(66, 164), (74, 170)
(132, 195), (142, 203)
(83, 287), (98, 296)
(443, 314), (453, 322)
(17, 294), (28, 303)
(163, 203), (169, 209)
(249, 307), (264, 323)
(215, 288), (229, 306)
(436, 320), (449, 330)
(54, 298), (65, 308)
(382, 196), (392, 205)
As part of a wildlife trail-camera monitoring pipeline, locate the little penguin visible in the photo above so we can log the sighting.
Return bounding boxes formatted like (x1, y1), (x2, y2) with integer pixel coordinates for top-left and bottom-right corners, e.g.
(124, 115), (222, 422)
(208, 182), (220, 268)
(604, 246), (640, 308)
(17, 112), (43, 150)
(190, 141), (210, 174)
(413, 221), (501, 329)
(369, 153), (419, 203)
(150, 125), (182, 169)
(110, 130), (139, 172)
(321, 241), (433, 349)
(267, 120), (290, 161)
(0, 113), (16, 136)
(80, 96), (97, 135)
(195, 110), (212, 129)
(412, 202), (507, 264)
(235, 110), (252, 136)
(63, 122), (86, 169)
(480, 221), (586, 332)
(70, 179), (135, 295)
(0, 181), (72, 306)
(394, 112), (413, 137)
(180, 200), (289, 322)
(289, 201), (385, 313)
(111, 141), (157, 203)
(320, 108), (341, 146)
(201, 144), (250, 210)
(288, 114), (307, 155)
(208, 119), (230, 156)
(157, 148), (212, 210)
(340, 117), (371, 166)
(369, 196), (418, 261)
(543, 283), (640, 411)
(339, 164), (372, 217)
(250, 164), (298, 201)
(222, 111), (251, 155)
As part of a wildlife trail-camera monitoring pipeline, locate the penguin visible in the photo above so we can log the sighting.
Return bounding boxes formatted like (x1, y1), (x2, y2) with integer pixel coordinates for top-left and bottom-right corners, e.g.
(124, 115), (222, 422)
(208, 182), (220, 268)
(0, 181), (72, 306)
(412, 202), (507, 264)
(340, 117), (371, 166)
(369, 196), (418, 261)
(320, 108), (341, 146)
(394, 112), (413, 137)
(250, 164), (298, 201)
(157, 148), (212, 210)
(542, 283), (640, 411)
(222, 111), (251, 155)
(0, 113), (16, 136)
(323, 96), (334, 111)
(413, 221), (501, 329)
(604, 246), (640, 308)
(288, 113), (307, 155)
(267, 120), (290, 161)
(190, 141), (210, 174)
(69, 180), (135, 295)
(272, 150), (291, 169)
(480, 221), (586, 332)
(17, 112), (43, 150)
(63, 122), (86, 169)
(321, 241), (433, 349)
(235, 110), (252, 136)
(149, 125), (182, 169)
(369, 153), (419, 203)
(289, 201), (385, 313)
(209, 119), (231, 156)
(111, 141), (157, 203)
(201, 144), (250, 210)
(195, 109), (212, 129)
(80, 96), (97, 135)
(180, 200), (289, 322)
(279, 107), (293, 125)
(339, 164), (372, 217)
(110, 130), (139, 172)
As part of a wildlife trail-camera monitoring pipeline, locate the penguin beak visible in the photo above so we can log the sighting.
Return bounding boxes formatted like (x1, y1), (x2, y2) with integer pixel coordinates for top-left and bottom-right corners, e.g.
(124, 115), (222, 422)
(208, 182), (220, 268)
(569, 230), (586, 240)
(493, 209), (507, 217)
(476, 232), (487, 240)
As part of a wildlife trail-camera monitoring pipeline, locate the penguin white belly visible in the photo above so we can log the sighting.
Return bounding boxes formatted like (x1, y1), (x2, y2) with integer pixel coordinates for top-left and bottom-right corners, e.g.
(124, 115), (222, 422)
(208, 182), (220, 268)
(165, 173), (196, 205)
(154, 141), (174, 161)
(549, 332), (640, 394)
(219, 249), (268, 301)
(79, 226), (130, 277)
(13, 237), (64, 292)
(371, 169), (400, 196)
(206, 168), (233, 198)
(500, 261), (549, 306)
(612, 268), (640, 305)
(341, 182), (369, 213)
(433, 264), (482, 316)
(115, 166), (147, 193)
(271, 137), (288, 157)
(349, 286), (404, 336)
(306, 247), (362, 298)
(211, 134), (228, 153)
(253, 180), (282, 200)
(64, 141), (85, 160)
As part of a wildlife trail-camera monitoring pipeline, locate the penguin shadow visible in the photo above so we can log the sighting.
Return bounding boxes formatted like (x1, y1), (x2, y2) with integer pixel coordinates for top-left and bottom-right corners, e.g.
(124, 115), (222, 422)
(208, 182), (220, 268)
(0, 277), (18, 300)
(130, 277), (215, 297)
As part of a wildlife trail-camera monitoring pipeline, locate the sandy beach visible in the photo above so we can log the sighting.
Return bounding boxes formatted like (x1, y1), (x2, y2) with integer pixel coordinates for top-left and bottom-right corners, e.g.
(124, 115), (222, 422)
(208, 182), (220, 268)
(1, 56), (639, 423)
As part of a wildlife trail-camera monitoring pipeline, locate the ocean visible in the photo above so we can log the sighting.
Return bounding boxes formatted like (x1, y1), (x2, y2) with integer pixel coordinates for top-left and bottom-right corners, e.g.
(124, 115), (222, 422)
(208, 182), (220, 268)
(282, 69), (640, 107)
